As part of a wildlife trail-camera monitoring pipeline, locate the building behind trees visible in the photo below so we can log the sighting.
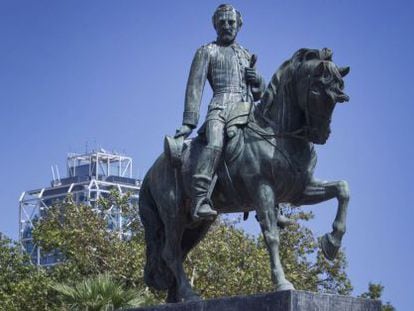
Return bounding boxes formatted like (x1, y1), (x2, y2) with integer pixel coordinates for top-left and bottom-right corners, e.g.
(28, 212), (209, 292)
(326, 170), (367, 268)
(19, 149), (141, 266)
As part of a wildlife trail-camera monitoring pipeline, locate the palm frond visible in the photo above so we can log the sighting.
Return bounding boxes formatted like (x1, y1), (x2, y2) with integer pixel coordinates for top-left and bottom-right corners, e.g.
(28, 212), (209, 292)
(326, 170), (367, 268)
(52, 273), (145, 310)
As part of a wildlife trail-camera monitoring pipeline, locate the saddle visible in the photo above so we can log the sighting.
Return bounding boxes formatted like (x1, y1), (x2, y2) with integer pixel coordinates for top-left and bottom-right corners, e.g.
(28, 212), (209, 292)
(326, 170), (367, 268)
(164, 101), (252, 167)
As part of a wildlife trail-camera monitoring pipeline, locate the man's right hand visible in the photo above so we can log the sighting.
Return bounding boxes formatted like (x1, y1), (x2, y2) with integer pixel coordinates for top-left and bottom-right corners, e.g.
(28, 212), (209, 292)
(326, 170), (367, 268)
(175, 125), (193, 138)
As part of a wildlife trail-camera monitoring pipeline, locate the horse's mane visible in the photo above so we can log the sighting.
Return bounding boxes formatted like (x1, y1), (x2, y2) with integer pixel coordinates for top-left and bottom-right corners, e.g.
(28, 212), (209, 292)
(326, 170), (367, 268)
(257, 48), (336, 120)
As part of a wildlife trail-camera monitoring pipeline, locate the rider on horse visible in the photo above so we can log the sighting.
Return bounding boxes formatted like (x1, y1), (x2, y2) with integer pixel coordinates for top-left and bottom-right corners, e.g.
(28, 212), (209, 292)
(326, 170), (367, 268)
(174, 4), (265, 219)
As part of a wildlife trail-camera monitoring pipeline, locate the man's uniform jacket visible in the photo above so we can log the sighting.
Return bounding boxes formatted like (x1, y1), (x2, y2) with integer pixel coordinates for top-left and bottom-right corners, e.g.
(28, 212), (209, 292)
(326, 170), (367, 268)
(182, 41), (265, 129)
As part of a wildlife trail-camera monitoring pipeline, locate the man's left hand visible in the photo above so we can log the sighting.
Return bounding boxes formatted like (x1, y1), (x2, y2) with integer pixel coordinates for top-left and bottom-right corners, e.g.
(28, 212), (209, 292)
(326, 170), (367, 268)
(245, 67), (261, 86)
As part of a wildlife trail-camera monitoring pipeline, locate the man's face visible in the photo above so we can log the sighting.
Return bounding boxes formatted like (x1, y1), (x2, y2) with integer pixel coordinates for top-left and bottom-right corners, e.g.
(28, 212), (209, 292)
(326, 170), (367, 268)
(215, 11), (238, 44)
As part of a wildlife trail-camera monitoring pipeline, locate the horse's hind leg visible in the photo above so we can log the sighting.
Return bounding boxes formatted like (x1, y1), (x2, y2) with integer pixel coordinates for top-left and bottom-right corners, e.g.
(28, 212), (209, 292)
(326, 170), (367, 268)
(166, 280), (178, 303)
(296, 178), (350, 260)
(255, 184), (295, 291)
(164, 220), (214, 303)
(139, 181), (173, 292)
(161, 216), (200, 302)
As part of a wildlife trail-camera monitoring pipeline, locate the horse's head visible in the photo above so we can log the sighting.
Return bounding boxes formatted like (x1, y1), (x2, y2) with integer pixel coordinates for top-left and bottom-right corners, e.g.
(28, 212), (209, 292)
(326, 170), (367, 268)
(294, 48), (350, 144)
(260, 48), (350, 144)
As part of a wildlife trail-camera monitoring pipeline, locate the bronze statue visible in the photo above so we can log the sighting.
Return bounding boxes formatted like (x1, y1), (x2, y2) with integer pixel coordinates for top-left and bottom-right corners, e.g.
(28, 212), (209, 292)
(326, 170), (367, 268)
(174, 4), (265, 219)
(139, 5), (351, 304)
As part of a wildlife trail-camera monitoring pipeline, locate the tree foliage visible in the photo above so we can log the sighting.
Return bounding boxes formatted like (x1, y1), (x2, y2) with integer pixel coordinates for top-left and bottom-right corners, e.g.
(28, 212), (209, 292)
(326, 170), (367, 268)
(186, 219), (271, 297)
(0, 191), (391, 309)
(0, 235), (54, 311)
(280, 206), (352, 295)
(32, 192), (146, 287)
(185, 205), (352, 299)
(360, 283), (395, 311)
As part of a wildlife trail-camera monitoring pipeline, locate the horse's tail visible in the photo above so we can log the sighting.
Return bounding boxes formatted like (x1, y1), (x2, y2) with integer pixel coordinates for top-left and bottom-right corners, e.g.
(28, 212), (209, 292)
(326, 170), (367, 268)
(138, 172), (174, 290)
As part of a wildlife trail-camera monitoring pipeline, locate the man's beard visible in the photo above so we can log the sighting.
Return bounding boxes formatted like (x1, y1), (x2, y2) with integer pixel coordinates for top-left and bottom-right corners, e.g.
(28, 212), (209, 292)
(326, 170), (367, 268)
(218, 32), (236, 44)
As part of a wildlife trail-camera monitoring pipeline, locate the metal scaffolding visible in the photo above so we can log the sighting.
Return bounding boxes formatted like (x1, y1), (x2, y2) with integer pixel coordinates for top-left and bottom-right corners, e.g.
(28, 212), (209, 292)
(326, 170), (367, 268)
(19, 149), (141, 266)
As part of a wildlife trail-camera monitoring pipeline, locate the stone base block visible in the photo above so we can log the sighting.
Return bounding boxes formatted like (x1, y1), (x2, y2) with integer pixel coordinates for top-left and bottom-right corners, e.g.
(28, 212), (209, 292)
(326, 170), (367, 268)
(129, 290), (381, 311)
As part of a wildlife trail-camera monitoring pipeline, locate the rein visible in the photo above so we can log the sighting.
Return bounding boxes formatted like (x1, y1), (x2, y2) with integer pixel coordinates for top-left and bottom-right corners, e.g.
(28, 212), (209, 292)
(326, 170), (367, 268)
(246, 120), (296, 172)
(244, 72), (316, 171)
(249, 73), (313, 142)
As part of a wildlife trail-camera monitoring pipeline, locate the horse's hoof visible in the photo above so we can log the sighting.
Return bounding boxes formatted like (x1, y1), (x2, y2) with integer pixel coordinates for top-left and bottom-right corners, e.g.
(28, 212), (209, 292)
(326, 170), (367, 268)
(277, 214), (295, 229)
(183, 294), (201, 302)
(276, 280), (295, 291)
(321, 233), (340, 261)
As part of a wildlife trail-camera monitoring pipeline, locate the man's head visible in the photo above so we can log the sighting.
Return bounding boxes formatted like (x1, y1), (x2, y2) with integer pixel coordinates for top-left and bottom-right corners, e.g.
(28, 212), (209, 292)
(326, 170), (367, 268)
(212, 4), (242, 45)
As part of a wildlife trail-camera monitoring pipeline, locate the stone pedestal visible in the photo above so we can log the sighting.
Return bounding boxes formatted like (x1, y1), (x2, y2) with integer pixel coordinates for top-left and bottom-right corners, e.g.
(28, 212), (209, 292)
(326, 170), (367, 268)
(129, 290), (381, 311)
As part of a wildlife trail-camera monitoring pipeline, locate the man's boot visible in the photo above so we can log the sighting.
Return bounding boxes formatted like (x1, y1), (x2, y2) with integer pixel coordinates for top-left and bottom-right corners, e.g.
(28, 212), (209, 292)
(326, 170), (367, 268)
(192, 146), (222, 219)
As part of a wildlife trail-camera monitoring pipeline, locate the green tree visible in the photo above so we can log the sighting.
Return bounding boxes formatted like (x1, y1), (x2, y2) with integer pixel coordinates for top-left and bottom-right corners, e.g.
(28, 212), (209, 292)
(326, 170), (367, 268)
(279, 206), (352, 295)
(3, 188), (393, 310)
(0, 235), (55, 311)
(360, 283), (395, 311)
(185, 219), (272, 297)
(31, 192), (394, 308)
(32, 195), (353, 301)
(184, 205), (352, 299)
(32, 192), (146, 288)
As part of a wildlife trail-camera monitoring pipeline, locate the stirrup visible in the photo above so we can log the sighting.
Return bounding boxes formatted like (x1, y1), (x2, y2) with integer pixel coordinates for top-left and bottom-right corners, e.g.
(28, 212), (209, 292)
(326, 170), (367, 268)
(193, 198), (217, 220)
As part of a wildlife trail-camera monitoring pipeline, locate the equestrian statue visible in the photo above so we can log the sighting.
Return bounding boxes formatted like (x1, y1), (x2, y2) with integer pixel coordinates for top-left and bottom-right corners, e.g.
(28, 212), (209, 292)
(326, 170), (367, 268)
(139, 4), (351, 303)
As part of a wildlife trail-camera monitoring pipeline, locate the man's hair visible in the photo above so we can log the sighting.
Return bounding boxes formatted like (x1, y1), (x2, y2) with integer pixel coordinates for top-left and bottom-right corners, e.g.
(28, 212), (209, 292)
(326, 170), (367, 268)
(212, 4), (243, 30)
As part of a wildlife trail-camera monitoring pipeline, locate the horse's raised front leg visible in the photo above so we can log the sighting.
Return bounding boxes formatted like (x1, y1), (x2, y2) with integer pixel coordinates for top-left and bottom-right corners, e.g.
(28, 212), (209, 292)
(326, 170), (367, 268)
(255, 183), (295, 291)
(296, 178), (350, 260)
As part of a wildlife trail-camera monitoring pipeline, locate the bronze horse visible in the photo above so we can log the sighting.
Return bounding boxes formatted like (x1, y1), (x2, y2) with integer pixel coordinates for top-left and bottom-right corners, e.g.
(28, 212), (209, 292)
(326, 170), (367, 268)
(139, 48), (350, 302)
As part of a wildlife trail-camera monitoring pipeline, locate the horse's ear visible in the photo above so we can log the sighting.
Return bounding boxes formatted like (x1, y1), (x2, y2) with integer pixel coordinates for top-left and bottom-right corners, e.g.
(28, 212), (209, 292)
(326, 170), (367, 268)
(320, 48), (333, 61)
(338, 66), (350, 77)
(314, 61), (325, 77)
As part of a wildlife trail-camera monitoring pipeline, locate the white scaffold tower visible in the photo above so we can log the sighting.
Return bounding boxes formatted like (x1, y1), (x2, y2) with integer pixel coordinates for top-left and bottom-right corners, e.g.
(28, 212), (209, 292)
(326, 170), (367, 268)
(19, 149), (141, 266)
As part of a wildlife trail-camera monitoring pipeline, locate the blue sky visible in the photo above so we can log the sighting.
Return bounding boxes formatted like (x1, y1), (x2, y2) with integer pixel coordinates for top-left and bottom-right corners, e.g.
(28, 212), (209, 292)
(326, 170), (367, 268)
(0, 0), (413, 309)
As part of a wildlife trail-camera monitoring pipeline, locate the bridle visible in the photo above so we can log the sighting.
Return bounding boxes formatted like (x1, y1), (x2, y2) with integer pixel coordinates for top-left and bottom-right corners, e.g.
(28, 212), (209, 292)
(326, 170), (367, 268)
(252, 73), (314, 141)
